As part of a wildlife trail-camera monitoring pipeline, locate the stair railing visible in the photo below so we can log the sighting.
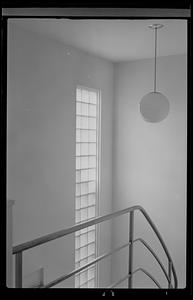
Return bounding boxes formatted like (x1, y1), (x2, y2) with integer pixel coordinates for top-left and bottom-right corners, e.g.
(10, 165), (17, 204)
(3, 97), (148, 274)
(11, 204), (178, 289)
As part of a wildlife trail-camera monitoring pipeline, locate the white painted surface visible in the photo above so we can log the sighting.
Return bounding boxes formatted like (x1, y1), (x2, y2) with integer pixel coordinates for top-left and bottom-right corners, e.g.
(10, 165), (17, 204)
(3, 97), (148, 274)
(7, 22), (113, 287)
(11, 19), (187, 62)
(23, 267), (44, 288)
(112, 54), (187, 288)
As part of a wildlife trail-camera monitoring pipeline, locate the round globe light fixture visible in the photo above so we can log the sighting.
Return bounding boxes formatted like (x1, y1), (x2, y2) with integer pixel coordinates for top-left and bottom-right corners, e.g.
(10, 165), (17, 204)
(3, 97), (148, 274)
(140, 24), (170, 123)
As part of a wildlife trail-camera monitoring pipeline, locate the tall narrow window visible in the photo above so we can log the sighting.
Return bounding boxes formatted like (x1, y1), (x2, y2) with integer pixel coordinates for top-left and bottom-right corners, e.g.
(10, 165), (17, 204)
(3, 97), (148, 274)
(75, 86), (100, 288)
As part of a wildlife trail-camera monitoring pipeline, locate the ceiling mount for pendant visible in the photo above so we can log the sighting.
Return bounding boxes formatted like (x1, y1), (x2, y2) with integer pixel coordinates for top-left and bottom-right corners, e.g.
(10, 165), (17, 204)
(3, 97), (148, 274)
(139, 23), (170, 123)
(148, 24), (164, 30)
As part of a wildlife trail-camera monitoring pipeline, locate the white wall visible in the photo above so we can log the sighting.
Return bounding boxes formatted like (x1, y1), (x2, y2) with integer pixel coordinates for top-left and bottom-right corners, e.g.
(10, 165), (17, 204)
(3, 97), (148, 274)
(112, 55), (187, 288)
(7, 22), (114, 287)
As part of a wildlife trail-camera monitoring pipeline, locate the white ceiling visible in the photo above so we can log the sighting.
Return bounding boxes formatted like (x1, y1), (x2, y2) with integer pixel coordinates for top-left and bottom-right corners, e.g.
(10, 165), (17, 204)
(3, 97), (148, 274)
(11, 19), (187, 62)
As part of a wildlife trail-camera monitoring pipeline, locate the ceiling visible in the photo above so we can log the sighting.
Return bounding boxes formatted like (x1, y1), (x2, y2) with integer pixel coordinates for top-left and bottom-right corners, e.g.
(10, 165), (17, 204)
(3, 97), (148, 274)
(10, 19), (187, 62)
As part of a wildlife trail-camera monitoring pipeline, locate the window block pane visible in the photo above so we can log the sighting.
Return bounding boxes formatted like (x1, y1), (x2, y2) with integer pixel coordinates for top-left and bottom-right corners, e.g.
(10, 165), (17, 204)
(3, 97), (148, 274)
(88, 130), (96, 142)
(80, 228), (88, 235)
(88, 243), (95, 256)
(81, 195), (88, 208)
(76, 230), (81, 237)
(80, 258), (88, 269)
(81, 103), (89, 115)
(88, 225), (95, 232)
(76, 210), (81, 223)
(89, 91), (97, 104)
(88, 181), (96, 193)
(80, 245), (87, 258)
(89, 118), (96, 129)
(81, 169), (88, 182)
(88, 230), (95, 242)
(87, 254), (95, 263)
(82, 90), (89, 103)
(81, 283), (88, 288)
(80, 271), (87, 285)
(75, 276), (80, 287)
(88, 194), (95, 206)
(80, 143), (88, 155)
(88, 206), (95, 219)
(80, 233), (88, 247)
(88, 267), (95, 279)
(80, 182), (88, 195)
(89, 143), (96, 155)
(88, 278), (95, 287)
(89, 169), (96, 181)
(89, 104), (97, 117)
(81, 130), (89, 142)
(81, 208), (88, 221)
(89, 156), (96, 168)
(80, 116), (88, 129)
(80, 156), (88, 169)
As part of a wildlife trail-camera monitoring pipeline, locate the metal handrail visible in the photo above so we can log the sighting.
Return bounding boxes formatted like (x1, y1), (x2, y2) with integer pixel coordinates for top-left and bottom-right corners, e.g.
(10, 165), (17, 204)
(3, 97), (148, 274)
(109, 267), (162, 289)
(42, 241), (131, 288)
(137, 206), (177, 288)
(12, 205), (178, 289)
(133, 238), (173, 288)
(13, 206), (140, 254)
(13, 205), (140, 254)
(109, 274), (130, 288)
(42, 238), (172, 288)
(132, 268), (162, 289)
(42, 238), (172, 289)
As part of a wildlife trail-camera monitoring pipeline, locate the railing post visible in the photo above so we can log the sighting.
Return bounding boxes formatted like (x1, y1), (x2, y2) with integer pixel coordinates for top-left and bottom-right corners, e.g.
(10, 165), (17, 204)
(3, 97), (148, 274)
(128, 211), (134, 288)
(168, 261), (172, 289)
(15, 252), (22, 288)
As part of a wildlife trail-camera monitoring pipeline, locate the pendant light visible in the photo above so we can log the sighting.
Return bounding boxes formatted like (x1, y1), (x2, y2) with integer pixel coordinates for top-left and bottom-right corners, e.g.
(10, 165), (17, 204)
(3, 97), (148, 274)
(140, 24), (170, 123)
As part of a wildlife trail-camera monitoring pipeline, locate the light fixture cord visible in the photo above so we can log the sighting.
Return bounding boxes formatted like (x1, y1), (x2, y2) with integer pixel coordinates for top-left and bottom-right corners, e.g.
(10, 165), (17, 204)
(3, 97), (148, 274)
(154, 27), (157, 92)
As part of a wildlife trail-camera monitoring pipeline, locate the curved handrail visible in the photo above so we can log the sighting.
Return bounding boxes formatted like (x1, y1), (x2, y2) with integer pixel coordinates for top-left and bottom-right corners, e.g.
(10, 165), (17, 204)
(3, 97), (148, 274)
(132, 268), (162, 289)
(133, 238), (173, 288)
(12, 205), (178, 288)
(137, 206), (177, 288)
(109, 267), (162, 289)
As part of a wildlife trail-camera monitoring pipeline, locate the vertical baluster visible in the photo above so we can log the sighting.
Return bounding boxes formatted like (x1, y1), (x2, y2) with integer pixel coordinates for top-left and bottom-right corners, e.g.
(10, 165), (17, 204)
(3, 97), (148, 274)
(168, 261), (172, 289)
(15, 252), (22, 288)
(128, 211), (134, 288)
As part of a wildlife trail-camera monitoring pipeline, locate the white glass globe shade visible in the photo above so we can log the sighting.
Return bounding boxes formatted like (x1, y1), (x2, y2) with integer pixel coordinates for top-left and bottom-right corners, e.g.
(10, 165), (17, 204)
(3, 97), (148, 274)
(140, 92), (170, 123)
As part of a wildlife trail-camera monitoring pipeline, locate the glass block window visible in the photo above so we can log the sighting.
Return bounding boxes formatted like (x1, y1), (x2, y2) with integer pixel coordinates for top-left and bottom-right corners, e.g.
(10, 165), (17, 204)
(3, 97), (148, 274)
(75, 87), (100, 288)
